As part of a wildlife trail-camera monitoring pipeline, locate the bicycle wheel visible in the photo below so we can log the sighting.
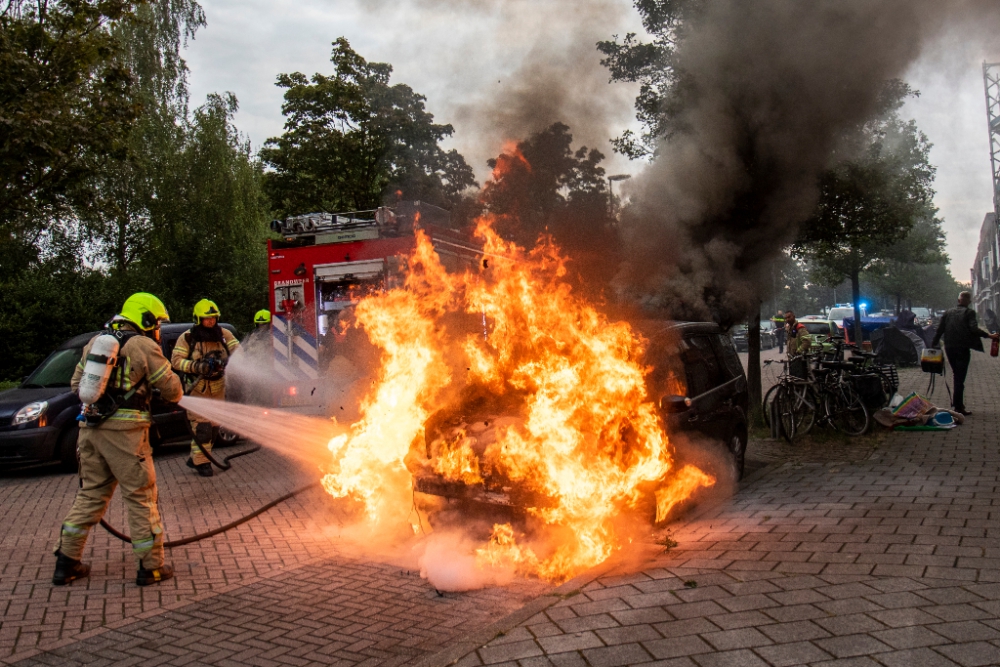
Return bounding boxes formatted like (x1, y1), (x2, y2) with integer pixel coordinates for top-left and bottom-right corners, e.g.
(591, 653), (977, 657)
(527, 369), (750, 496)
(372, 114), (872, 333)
(825, 383), (870, 436)
(773, 384), (797, 443)
(762, 383), (781, 428)
(789, 382), (817, 436)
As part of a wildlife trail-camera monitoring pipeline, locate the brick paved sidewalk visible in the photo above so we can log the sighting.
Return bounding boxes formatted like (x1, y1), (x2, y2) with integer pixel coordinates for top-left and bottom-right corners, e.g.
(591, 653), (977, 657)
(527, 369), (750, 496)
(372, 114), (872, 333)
(452, 355), (1000, 667)
(5, 352), (996, 667)
(0, 442), (547, 665)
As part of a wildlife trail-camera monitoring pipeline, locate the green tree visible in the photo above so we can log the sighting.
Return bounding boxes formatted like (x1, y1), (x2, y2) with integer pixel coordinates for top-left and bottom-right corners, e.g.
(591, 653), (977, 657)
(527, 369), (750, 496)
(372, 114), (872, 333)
(144, 93), (269, 330)
(0, 226), (121, 380)
(78, 0), (268, 332)
(82, 0), (205, 273)
(597, 0), (705, 158)
(476, 123), (618, 287)
(862, 209), (953, 313)
(795, 84), (935, 343)
(0, 0), (141, 240)
(261, 38), (476, 217)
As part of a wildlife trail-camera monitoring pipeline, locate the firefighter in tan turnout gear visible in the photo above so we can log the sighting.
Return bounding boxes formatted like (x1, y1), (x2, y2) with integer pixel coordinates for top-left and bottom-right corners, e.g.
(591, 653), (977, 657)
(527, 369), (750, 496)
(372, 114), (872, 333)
(53, 292), (182, 587)
(171, 299), (239, 477)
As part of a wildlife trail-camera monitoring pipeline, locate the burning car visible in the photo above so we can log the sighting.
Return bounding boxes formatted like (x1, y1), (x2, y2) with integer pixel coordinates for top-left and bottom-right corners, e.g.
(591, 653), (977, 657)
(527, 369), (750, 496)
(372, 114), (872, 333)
(410, 320), (748, 516)
(319, 217), (725, 580)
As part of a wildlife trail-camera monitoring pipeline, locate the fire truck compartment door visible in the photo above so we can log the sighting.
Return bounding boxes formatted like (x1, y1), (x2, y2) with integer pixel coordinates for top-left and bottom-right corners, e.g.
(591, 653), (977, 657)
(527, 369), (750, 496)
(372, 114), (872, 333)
(314, 259), (384, 281)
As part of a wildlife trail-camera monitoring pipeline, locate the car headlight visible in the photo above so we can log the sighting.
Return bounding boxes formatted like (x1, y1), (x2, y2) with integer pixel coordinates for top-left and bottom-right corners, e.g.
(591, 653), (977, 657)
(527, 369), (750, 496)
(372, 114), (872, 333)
(13, 401), (48, 426)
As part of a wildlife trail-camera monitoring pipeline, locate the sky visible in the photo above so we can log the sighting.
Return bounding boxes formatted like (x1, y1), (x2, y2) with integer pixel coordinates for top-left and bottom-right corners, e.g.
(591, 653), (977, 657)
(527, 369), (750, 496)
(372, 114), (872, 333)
(184, 0), (997, 281)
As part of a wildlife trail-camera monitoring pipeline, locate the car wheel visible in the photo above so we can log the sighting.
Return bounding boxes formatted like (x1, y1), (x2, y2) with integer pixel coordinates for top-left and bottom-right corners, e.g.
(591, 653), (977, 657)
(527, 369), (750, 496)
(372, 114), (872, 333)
(58, 428), (79, 473)
(729, 428), (747, 481)
(215, 426), (240, 447)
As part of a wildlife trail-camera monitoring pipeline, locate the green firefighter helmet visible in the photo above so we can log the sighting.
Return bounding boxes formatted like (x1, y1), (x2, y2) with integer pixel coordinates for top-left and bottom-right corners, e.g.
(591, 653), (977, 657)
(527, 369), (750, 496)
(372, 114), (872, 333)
(193, 299), (221, 324)
(254, 309), (272, 325)
(119, 292), (170, 332)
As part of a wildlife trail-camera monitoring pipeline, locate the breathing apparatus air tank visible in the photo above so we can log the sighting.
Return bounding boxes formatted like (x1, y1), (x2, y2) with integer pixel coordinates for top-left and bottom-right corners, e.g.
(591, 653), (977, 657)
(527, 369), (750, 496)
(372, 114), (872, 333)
(78, 335), (121, 405)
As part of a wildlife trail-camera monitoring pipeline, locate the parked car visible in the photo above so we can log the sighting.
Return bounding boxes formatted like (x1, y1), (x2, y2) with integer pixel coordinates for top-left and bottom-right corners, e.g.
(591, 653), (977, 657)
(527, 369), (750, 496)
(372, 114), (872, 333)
(0, 323), (238, 470)
(799, 319), (843, 353)
(730, 323), (776, 352)
(412, 321), (750, 521)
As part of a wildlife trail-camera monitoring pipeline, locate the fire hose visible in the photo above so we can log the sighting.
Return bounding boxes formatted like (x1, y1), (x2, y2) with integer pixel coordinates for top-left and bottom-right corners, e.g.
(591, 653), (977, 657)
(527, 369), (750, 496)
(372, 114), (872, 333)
(99, 440), (318, 548)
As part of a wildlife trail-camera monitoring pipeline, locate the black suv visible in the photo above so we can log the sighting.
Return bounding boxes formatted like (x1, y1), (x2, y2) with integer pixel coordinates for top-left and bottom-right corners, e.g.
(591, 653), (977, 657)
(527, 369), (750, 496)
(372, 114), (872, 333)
(0, 323), (237, 470)
(412, 321), (749, 515)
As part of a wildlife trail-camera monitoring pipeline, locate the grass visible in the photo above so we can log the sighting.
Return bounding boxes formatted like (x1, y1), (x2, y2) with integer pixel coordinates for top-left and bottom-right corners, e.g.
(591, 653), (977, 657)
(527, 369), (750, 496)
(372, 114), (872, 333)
(0, 380), (19, 392)
(749, 413), (886, 463)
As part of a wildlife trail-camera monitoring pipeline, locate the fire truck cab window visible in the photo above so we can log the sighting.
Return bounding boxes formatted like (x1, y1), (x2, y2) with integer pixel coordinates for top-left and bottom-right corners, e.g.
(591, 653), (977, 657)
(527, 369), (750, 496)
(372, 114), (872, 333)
(684, 336), (724, 398)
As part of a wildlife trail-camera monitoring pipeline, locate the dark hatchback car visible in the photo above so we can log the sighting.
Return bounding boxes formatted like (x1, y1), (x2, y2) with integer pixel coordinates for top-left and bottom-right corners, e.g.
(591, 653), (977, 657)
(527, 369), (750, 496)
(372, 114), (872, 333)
(412, 321), (750, 518)
(0, 323), (237, 470)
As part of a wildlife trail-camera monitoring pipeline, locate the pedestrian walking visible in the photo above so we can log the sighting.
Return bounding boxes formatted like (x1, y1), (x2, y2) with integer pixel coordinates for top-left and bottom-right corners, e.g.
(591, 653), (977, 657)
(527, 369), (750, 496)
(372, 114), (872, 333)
(931, 291), (999, 416)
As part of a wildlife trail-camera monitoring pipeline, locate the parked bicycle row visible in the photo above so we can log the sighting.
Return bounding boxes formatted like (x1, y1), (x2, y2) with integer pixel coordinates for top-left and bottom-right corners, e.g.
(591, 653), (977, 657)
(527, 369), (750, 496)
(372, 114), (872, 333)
(762, 336), (898, 442)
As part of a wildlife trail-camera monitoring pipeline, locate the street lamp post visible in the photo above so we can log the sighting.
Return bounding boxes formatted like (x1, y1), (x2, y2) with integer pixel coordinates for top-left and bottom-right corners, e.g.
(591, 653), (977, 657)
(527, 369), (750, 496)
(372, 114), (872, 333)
(608, 174), (631, 217)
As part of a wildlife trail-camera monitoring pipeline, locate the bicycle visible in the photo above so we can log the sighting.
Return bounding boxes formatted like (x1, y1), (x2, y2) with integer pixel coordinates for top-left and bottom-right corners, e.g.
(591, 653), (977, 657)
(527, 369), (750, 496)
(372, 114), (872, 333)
(762, 348), (871, 441)
(763, 358), (817, 442)
(811, 359), (871, 436)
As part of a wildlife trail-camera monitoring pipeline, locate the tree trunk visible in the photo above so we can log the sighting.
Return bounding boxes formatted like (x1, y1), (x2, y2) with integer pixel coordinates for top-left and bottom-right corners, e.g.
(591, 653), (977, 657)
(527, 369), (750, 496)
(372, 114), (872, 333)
(747, 306), (762, 425)
(895, 293), (901, 315)
(851, 268), (863, 347)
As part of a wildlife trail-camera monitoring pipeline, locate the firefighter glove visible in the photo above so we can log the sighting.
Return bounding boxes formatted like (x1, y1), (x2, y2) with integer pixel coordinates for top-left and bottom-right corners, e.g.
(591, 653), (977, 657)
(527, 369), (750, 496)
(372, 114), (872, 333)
(192, 360), (213, 376)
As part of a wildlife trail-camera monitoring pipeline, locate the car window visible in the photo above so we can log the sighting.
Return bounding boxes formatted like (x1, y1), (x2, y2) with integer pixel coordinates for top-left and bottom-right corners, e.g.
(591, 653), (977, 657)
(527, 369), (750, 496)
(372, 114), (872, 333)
(162, 333), (182, 360)
(803, 322), (831, 335)
(684, 335), (724, 397)
(24, 348), (83, 388)
(644, 338), (688, 397)
(713, 335), (744, 379)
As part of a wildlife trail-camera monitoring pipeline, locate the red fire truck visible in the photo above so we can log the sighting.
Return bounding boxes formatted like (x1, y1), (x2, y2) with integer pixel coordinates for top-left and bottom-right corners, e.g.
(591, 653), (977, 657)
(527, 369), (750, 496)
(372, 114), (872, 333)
(265, 201), (480, 411)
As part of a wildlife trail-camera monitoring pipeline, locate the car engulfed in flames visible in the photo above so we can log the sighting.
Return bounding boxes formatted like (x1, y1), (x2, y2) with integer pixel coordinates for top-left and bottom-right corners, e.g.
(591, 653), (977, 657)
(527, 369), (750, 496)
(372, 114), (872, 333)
(317, 211), (717, 583)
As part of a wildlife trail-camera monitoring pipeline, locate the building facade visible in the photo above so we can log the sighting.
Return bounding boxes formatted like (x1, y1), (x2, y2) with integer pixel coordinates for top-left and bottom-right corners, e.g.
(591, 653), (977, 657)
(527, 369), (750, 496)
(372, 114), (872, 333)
(971, 212), (1000, 319)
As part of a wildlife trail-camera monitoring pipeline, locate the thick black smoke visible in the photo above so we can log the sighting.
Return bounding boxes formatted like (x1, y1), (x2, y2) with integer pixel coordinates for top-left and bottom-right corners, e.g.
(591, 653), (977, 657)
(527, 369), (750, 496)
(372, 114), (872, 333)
(616, 0), (1000, 323)
(358, 0), (640, 178)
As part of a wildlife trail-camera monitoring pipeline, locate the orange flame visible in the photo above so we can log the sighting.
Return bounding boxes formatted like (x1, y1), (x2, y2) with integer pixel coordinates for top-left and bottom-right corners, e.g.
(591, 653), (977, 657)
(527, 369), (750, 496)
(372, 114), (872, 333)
(321, 216), (714, 580)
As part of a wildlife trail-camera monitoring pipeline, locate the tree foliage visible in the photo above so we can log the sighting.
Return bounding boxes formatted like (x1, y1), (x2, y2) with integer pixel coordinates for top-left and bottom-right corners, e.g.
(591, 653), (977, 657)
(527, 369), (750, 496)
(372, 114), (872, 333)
(0, 0), (141, 238)
(472, 123), (618, 287)
(862, 210), (959, 312)
(261, 38), (476, 217)
(597, 0), (705, 158)
(795, 83), (935, 339)
(0, 0), (270, 380)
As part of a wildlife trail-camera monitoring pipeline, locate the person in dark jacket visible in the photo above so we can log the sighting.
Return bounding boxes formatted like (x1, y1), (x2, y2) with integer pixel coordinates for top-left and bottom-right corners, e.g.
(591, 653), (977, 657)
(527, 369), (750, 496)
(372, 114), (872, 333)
(931, 292), (999, 415)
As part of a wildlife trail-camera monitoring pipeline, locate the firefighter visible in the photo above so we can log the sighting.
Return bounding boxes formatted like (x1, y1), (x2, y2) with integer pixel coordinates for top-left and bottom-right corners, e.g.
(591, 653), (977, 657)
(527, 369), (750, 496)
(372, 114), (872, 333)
(785, 310), (812, 357)
(240, 310), (272, 359)
(53, 292), (182, 587)
(171, 299), (240, 477)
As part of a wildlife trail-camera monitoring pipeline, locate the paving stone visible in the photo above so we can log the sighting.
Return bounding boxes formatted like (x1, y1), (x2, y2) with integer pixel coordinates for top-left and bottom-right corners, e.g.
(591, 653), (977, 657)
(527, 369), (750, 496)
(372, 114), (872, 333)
(699, 627), (772, 651)
(874, 648), (962, 667)
(813, 633), (894, 658)
(580, 642), (654, 667)
(690, 649), (771, 667)
(642, 635), (715, 660)
(934, 641), (1000, 667)
(754, 641), (833, 667)
(871, 625), (950, 649)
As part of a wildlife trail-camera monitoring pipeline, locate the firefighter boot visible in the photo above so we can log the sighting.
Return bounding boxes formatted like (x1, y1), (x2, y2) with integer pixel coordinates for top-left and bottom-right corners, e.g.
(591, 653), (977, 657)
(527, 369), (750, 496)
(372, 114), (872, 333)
(52, 550), (90, 585)
(185, 456), (212, 475)
(136, 563), (174, 586)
